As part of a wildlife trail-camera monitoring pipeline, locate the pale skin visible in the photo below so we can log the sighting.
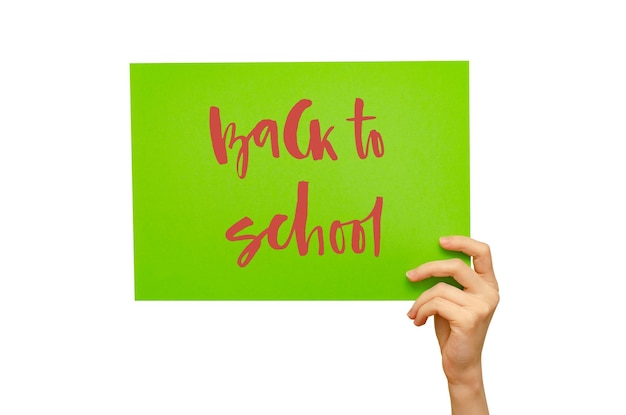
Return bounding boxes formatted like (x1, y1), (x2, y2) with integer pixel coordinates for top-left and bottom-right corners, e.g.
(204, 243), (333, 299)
(406, 236), (499, 415)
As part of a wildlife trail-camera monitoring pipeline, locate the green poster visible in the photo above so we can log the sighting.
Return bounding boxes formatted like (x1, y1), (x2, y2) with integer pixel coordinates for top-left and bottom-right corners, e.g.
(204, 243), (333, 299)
(130, 61), (469, 300)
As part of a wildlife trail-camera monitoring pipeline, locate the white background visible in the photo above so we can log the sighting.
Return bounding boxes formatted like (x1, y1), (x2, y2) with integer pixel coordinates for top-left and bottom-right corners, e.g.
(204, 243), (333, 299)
(1, 1), (625, 413)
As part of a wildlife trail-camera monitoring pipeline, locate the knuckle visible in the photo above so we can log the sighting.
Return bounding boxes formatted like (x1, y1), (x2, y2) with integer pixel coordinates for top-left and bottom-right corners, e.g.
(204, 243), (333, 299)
(479, 242), (491, 255)
(434, 281), (449, 293)
(424, 282), (453, 300)
(477, 302), (492, 318)
(492, 291), (500, 307)
(480, 242), (491, 255)
(450, 257), (467, 269)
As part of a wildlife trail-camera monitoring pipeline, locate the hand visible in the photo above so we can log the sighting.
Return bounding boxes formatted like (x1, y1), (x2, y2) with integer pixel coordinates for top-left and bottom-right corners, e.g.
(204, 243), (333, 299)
(406, 236), (499, 414)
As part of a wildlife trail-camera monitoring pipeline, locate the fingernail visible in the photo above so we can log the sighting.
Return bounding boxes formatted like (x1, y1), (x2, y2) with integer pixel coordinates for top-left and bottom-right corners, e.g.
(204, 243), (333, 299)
(440, 236), (451, 245)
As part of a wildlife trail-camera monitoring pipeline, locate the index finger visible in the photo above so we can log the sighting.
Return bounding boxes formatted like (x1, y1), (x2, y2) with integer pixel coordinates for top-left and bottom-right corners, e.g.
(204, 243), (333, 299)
(406, 257), (478, 291)
(440, 236), (497, 286)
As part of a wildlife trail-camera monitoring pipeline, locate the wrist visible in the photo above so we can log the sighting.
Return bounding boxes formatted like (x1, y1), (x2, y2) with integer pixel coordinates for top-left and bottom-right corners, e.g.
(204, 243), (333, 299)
(447, 366), (488, 415)
(446, 362), (483, 387)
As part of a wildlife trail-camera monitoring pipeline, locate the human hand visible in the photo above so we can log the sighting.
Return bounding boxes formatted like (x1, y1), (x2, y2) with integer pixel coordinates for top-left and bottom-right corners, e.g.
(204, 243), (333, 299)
(406, 236), (499, 414)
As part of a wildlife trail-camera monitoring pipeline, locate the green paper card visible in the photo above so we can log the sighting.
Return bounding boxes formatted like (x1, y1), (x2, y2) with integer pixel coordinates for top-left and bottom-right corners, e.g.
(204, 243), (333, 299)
(130, 61), (469, 300)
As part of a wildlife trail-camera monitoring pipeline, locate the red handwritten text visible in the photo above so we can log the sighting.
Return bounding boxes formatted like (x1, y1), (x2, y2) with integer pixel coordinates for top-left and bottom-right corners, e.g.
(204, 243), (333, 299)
(347, 98), (384, 159)
(225, 181), (383, 267)
(209, 99), (337, 179)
